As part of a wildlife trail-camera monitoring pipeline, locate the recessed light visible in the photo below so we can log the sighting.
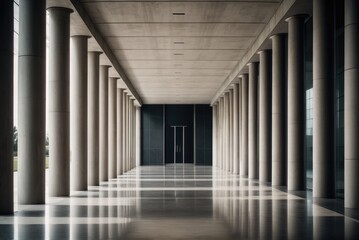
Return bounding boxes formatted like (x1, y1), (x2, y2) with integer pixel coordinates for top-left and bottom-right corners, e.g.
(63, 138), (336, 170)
(174, 64), (183, 66)
(174, 53), (184, 56)
(172, 12), (185, 16)
(174, 42), (184, 44)
(175, 72), (181, 74)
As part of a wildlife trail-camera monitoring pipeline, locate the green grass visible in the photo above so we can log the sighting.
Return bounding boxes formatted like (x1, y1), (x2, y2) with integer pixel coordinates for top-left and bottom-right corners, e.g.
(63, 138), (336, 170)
(13, 156), (49, 172)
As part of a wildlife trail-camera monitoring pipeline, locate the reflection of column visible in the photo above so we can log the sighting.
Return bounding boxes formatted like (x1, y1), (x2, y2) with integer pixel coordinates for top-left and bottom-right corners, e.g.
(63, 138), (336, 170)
(248, 184), (259, 239)
(71, 198), (88, 238)
(287, 15), (306, 191)
(272, 196), (287, 239)
(88, 205), (100, 239)
(233, 83), (239, 174)
(108, 184), (118, 238)
(258, 50), (272, 183)
(287, 200), (306, 239)
(271, 34), (286, 187)
(240, 75), (249, 177)
(108, 77), (117, 179)
(48, 7), (73, 197)
(344, 0), (359, 208)
(229, 89), (233, 172)
(100, 65), (110, 182)
(313, 0), (335, 198)
(248, 62), (259, 179)
(70, 36), (89, 191)
(117, 89), (124, 175)
(259, 186), (272, 239)
(18, 0), (46, 204)
(88, 51), (102, 186)
(0, 0), (14, 214)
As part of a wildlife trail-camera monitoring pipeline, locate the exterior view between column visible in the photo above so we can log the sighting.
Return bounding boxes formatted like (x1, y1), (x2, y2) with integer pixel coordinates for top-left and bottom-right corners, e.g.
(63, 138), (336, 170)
(18, 0), (46, 204)
(0, 0), (14, 214)
(88, 51), (102, 186)
(70, 35), (90, 192)
(99, 65), (111, 182)
(48, 7), (73, 197)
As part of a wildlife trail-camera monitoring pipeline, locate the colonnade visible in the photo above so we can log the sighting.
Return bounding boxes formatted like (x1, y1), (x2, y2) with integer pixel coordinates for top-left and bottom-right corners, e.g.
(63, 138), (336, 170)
(212, 0), (359, 208)
(0, 1), (140, 214)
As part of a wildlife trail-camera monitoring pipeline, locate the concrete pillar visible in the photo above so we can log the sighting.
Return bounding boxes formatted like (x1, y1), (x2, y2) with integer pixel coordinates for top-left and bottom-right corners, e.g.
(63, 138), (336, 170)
(70, 36), (89, 191)
(258, 50), (272, 183)
(345, 0), (359, 208)
(108, 77), (117, 179)
(248, 62), (259, 179)
(270, 34), (287, 186)
(224, 92), (230, 172)
(313, 0), (336, 198)
(229, 89), (233, 172)
(122, 92), (127, 172)
(18, 0), (46, 204)
(218, 98), (223, 169)
(233, 84), (240, 174)
(212, 104), (217, 167)
(287, 15), (306, 191)
(240, 74), (249, 177)
(136, 106), (141, 167)
(0, 0), (14, 214)
(48, 7), (73, 196)
(116, 88), (123, 175)
(87, 51), (101, 186)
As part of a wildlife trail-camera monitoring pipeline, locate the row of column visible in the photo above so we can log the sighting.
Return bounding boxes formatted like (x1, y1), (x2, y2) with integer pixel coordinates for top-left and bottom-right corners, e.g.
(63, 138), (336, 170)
(0, 2), (140, 214)
(212, 0), (359, 208)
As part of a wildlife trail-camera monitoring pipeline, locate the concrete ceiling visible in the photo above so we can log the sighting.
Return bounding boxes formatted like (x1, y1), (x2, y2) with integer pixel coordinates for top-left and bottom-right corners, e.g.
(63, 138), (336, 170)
(78, 0), (282, 104)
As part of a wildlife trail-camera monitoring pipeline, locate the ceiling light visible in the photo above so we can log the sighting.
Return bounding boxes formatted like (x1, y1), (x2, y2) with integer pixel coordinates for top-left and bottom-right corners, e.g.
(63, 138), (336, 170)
(172, 12), (185, 16)
(174, 53), (184, 56)
(174, 42), (184, 44)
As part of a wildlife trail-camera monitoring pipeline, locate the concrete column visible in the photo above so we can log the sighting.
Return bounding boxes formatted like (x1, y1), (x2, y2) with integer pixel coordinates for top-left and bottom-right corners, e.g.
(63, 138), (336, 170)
(271, 34), (287, 186)
(248, 62), (259, 179)
(87, 51), (101, 186)
(99, 65), (111, 182)
(224, 92), (230, 172)
(345, 0), (359, 208)
(108, 77), (117, 179)
(233, 84), (240, 174)
(218, 98), (223, 169)
(70, 36), (89, 191)
(212, 104), (217, 167)
(240, 74), (249, 177)
(136, 106), (141, 167)
(229, 89), (233, 172)
(18, 0), (46, 204)
(287, 15), (306, 191)
(116, 88), (123, 175)
(48, 7), (73, 196)
(313, 0), (336, 198)
(258, 50), (272, 183)
(122, 92), (127, 173)
(0, 0), (14, 214)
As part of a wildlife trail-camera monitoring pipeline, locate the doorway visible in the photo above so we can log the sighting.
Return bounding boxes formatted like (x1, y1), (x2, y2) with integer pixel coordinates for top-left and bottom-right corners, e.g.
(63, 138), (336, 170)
(170, 126), (187, 164)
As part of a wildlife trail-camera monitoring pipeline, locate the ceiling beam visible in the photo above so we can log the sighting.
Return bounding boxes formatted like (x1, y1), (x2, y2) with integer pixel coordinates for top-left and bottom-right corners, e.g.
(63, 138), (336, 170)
(70, 0), (143, 106)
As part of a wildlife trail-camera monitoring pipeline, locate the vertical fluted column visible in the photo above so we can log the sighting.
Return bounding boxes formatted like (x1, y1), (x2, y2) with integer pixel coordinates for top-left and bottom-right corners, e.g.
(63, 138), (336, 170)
(241, 74), (249, 177)
(70, 35), (89, 191)
(18, 0), (46, 204)
(229, 89), (233, 172)
(0, 0), (14, 213)
(287, 15), (306, 191)
(271, 34), (287, 186)
(233, 83), (240, 174)
(248, 62), (259, 179)
(108, 77), (117, 179)
(99, 65), (110, 182)
(213, 104), (218, 167)
(136, 106), (141, 167)
(345, 0), (359, 208)
(87, 51), (101, 186)
(258, 50), (272, 183)
(313, 0), (336, 198)
(48, 7), (73, 196)
(116, 88), (123, 175)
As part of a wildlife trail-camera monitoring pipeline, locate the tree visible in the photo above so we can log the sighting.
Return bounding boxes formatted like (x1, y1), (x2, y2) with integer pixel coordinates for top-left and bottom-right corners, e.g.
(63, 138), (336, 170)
(13, 126), (18, 156)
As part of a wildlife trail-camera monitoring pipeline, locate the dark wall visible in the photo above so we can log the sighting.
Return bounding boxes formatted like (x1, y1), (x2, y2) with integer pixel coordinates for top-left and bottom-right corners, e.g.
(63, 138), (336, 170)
(141, 105), (164, 165)
(195, 105), (213, 165)
(141, 104), (212, 165)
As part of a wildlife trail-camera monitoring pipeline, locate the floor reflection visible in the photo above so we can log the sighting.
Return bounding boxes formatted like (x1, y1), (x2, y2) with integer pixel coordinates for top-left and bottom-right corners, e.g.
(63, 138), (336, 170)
(1, 165), (359, 239)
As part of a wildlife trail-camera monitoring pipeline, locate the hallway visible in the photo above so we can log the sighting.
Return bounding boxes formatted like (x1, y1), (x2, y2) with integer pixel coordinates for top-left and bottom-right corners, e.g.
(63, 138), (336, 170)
(0, 165), (358, 239)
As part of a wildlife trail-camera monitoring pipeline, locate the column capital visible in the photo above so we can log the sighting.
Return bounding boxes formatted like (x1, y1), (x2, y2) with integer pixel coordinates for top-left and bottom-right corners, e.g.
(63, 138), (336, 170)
(47, 6), (74, 13)
(285, 14), (308, 23)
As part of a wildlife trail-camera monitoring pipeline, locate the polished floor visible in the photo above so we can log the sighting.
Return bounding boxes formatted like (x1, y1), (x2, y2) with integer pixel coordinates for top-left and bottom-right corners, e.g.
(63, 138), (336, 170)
(1, 165), (359, 239)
